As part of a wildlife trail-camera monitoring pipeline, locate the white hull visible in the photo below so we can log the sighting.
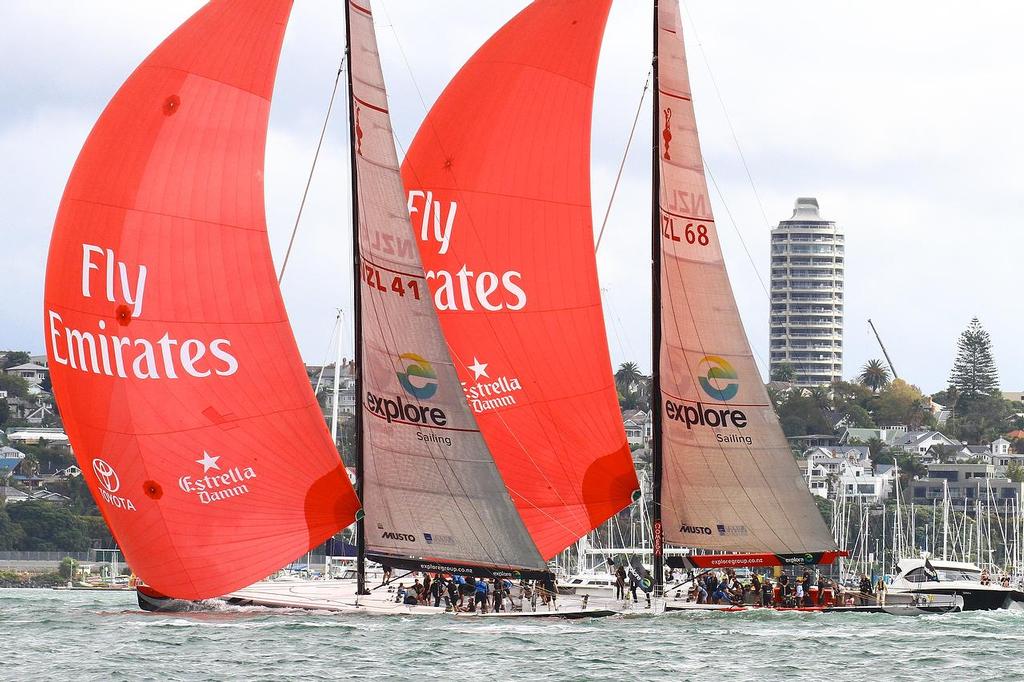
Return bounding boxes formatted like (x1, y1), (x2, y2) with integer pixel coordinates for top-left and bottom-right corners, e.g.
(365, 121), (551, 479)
(887, 558), (1024, 611)
(455, 607), (618, 619)
(224, 579), (444, 615)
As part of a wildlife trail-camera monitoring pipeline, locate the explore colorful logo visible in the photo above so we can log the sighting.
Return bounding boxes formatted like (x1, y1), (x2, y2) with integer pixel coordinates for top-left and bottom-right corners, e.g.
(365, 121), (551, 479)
(697, 355), (739, 401)
(397, 352), (438, 400)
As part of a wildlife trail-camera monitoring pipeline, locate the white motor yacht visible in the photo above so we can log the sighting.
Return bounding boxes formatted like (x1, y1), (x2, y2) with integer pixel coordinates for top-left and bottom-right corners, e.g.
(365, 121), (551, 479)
(887, 557), (1024, 611)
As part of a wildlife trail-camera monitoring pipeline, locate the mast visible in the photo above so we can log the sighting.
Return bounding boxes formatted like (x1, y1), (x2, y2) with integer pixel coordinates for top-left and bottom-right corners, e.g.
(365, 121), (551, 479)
(330, 310), (343, 444)
(650, 0), (664, 597)
(942, 479), (949, 560)
(343, 2), (367, 596)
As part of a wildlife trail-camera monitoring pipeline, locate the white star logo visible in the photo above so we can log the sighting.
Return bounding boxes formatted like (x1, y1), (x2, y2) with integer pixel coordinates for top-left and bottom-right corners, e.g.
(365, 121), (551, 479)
(196, 451), (221, 473)
(468, 357), (489, 380)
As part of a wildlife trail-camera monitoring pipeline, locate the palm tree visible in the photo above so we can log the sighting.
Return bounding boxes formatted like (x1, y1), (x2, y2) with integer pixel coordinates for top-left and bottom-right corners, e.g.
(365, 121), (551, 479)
(859, 359), (891, 393)
(615, 362), (643, 397)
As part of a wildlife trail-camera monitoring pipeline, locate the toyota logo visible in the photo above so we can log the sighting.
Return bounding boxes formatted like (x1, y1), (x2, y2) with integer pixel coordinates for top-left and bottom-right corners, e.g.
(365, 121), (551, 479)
(92, 458), (120, 493)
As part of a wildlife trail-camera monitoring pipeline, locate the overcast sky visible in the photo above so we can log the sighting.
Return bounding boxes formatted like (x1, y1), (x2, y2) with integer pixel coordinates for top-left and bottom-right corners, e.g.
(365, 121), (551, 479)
(2, 1), (1021, 394)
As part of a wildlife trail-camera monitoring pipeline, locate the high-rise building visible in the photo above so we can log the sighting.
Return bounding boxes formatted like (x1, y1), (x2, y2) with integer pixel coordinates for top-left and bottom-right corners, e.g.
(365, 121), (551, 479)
(769, 198), (844, 386)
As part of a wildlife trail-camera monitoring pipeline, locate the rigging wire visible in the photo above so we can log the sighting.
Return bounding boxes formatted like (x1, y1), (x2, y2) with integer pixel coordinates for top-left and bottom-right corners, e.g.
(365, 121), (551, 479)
(595, 70), (652, 253)
(311, 311), (343, 397)
(277, 56), (347, 284)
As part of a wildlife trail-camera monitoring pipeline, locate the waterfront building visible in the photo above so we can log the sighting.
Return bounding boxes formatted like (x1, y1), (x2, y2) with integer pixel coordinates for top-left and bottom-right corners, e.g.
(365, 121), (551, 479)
(908, 462), (1024, 509)
(769, 197), (844, 386)
(801, 446), (894, 503)
(622, 409), (652, 447)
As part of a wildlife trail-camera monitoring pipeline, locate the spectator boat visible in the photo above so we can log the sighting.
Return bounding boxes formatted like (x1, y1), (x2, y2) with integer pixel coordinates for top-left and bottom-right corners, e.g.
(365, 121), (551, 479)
(886, 557), (1024, 611)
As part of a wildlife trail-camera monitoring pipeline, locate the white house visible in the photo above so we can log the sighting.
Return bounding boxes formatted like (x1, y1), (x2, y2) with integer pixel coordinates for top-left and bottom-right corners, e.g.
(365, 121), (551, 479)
(839, 425), (907, 445)
(890, 430), (960, 458)
(804, 458), (830, 499)
(837, 463), (896, 504)
(4, 362), (48, 387)
(622, 410), (652, 447)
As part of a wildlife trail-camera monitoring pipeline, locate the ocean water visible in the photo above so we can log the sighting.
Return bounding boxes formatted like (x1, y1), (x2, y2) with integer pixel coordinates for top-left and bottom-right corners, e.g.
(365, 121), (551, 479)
(2, 589), (1022, 681)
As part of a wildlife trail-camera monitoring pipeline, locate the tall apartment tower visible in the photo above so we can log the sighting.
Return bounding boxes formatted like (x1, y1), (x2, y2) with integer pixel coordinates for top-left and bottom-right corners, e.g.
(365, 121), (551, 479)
(769, 197), (844, 386)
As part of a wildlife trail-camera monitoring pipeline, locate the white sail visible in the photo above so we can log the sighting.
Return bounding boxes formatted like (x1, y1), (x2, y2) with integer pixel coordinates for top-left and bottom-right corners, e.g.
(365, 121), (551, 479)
(655, 0), (837, 555)
(349, 0), (544, 574)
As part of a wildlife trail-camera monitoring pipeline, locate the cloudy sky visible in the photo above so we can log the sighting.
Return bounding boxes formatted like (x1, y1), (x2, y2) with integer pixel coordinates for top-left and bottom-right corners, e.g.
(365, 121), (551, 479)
(2, 1), (1021, 394)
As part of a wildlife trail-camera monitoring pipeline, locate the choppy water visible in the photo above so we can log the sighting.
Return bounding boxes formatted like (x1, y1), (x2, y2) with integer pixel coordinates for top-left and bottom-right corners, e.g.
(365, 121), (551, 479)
(2, 589), (1022, 681)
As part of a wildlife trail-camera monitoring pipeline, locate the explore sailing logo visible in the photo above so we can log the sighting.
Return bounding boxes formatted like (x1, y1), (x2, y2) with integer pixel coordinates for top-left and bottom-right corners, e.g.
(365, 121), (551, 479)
(177, 451), (257, 505)
(697, 355), (739, 401)
(92, 457), (137, 512)
(396, 352), (438, 400)
(461, 356), (523, 414)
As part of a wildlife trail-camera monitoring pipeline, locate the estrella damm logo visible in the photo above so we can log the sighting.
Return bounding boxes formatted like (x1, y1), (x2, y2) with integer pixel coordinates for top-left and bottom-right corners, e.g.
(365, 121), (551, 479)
(397, 352), (438, 400)
(697, 355), (739, 401)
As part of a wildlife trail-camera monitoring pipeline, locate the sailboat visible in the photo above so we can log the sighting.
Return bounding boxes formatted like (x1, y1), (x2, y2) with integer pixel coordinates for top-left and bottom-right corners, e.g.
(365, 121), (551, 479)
(647, 0), (845, 610)
(44, 0), (639, 616)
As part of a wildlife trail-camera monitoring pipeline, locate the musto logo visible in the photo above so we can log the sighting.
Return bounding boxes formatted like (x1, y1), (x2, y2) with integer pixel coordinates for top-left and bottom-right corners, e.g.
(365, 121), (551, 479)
(91, 458), (136, 511)
(178, 451), (256, 505)
(697, 355), (739, 401)
(396, 352), (438, 399)
(680, 524), (712, 535)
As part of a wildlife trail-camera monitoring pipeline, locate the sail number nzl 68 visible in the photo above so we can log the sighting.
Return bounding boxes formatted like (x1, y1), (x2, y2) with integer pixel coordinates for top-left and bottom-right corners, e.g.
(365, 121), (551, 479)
(364, 264), (421, 300)
(662, 216), (709, 246)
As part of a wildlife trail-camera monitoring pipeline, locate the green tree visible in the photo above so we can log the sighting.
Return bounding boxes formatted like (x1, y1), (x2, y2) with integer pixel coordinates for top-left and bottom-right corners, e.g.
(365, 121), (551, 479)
(5, 501), (91, 551)
(865, 437), (888, 466)
(1006, 461), (1024, 483)
(949, 317), (1000, 410)
(59, 556), (79, 581)
(0, 506), (24, 550)
(22, 444), (74, 475)
(770, 362), (796, 383)
(944, 394), (1011, 444)
(615, 362), (643, 396)
(894, 453), (927, 489)
(777, 391), (833, 436)
(78, 515), (114, 546)
(859, 359), (891, 393)
(0, 399), (8, 429)
(1, 352), (30, 370)
(928, 444), (960, 463)
(841, 404), (875, 428)
(873, 379), (930, 427)
(0, 374), (30, 400)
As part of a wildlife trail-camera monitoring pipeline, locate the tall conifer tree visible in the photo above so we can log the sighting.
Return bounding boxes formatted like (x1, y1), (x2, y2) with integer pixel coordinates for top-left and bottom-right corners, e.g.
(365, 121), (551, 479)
(949, 317), (999, 404)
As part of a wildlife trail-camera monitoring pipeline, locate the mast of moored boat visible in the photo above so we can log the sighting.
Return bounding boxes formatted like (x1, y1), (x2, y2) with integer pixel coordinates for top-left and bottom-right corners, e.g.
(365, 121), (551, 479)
(650, 0), (665, 598)
(343, 2), (368, 597)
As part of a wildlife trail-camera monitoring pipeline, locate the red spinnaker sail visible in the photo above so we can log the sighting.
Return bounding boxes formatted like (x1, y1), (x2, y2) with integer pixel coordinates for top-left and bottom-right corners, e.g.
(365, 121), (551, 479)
(43, 0), (359, 599)
(401, 0), (638, 559)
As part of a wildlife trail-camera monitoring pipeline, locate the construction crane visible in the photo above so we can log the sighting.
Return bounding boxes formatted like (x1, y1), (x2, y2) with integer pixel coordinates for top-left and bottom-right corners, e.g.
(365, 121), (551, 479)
(867, 318), (898, 380)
